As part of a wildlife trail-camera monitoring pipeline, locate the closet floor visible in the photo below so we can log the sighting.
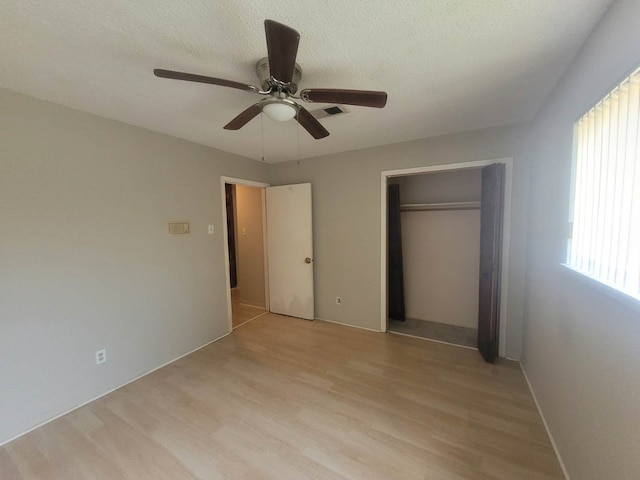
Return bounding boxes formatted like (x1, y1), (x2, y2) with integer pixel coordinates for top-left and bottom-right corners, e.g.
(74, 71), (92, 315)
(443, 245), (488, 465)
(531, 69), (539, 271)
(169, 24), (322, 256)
(388, 318), (477, 348)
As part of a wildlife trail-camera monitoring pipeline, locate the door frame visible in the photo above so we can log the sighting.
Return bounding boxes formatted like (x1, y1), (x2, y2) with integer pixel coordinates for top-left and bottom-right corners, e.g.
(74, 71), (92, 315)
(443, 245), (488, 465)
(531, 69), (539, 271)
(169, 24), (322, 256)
(380, 158), (513, 358)
(221, 176), (270, 333)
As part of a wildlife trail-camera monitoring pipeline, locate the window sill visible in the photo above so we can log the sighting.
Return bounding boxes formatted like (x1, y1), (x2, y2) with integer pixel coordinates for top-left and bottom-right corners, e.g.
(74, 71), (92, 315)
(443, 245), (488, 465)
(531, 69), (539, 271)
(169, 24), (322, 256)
(560, 264), (640, 314)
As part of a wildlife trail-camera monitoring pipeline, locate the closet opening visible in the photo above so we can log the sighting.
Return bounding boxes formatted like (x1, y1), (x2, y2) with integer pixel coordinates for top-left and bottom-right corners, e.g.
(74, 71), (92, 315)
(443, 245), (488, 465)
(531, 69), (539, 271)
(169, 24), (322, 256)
(381, 160), (512, 362)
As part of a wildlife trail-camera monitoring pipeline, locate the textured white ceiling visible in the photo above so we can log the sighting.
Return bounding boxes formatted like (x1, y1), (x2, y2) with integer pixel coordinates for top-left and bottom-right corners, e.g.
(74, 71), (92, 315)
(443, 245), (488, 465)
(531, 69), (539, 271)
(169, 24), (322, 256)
(0, 1), (613, 163)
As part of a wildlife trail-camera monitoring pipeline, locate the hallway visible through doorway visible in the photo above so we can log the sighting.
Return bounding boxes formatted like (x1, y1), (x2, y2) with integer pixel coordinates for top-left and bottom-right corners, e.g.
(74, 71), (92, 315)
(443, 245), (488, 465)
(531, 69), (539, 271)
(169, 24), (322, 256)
(231, 288), (267, 329)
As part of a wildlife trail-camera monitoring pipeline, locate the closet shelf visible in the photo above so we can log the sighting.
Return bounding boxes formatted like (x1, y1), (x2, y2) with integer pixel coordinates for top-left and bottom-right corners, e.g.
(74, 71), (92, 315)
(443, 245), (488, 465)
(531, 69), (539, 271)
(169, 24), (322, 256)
(400, 201), (481, 212)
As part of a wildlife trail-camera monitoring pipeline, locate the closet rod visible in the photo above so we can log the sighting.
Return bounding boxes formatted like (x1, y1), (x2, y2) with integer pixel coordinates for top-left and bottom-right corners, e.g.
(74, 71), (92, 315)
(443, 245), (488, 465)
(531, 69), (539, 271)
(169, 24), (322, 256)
(400, 201), (481, 212)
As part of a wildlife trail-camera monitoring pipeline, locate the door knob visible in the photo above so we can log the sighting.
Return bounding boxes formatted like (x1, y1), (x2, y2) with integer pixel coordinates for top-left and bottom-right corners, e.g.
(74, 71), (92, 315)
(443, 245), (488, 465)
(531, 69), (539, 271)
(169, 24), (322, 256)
(304, 257), (312, 264)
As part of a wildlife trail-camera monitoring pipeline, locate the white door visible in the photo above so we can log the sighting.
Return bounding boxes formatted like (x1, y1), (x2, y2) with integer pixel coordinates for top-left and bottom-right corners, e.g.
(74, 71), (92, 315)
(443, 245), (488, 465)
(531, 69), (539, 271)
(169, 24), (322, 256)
(266, 183), (314, 320)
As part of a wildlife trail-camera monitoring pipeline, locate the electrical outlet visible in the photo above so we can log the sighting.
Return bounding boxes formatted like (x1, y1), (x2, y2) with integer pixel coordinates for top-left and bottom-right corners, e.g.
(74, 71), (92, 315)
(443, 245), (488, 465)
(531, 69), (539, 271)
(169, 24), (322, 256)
(95, 349), (107, 365)
(208, 225), (215, 234)
(336, 296), (341, 305)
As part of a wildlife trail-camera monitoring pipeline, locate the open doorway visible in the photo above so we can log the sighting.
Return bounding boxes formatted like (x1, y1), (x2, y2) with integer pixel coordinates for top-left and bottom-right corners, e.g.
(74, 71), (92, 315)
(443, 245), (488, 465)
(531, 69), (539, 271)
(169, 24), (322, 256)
(381, 159), (512, 361)
(221, 178), (270, 331)
(221, 178), (316, 332)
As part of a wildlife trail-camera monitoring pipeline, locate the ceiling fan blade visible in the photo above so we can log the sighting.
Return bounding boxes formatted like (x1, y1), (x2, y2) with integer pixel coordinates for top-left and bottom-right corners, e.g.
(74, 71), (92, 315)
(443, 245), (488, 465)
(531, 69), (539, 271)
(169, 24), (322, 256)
(154, 69), (257, 92)
(223, 103), (263, 130)
(301, 88), (388, 108)
(264, 20), (300, 84)
(296, 106), (330, 139)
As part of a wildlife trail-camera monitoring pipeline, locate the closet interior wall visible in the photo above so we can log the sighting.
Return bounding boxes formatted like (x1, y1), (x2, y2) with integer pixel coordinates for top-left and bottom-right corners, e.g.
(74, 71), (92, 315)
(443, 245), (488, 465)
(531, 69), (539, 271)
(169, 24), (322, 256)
(394, 168), (482, 329)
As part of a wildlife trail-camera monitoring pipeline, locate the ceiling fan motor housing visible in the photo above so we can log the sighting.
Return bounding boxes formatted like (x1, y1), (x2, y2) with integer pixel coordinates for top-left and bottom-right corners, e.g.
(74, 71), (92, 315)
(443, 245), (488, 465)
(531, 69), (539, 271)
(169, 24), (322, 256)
(256, 57), (302, 94)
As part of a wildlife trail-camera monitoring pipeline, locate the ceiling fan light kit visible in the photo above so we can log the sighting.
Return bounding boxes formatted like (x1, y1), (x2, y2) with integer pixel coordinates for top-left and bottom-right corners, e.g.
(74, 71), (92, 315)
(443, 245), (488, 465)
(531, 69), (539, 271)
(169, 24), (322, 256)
(262, 99), (297, 122)
(154, 20), (387, 139)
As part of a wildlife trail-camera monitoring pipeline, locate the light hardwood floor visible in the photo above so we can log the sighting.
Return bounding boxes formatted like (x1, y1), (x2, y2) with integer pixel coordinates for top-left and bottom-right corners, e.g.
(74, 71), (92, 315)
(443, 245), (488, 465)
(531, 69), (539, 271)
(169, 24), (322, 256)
(0, 314), (564, 479)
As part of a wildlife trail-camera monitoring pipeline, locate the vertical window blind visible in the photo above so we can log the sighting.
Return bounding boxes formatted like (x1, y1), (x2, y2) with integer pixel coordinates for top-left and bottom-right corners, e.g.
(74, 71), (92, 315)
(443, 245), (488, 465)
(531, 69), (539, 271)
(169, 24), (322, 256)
(568, 66), (640, 301)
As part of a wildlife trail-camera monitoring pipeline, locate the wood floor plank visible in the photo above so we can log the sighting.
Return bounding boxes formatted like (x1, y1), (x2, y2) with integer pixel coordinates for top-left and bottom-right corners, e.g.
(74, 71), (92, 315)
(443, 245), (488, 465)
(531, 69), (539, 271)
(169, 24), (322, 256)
(0, 314), (564, 479)
(0, 448), (23, 480)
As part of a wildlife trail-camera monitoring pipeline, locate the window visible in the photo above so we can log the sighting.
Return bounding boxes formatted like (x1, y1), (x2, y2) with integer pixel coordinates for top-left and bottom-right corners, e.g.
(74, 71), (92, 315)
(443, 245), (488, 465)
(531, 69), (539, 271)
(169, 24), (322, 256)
(567, 66), (640, 302)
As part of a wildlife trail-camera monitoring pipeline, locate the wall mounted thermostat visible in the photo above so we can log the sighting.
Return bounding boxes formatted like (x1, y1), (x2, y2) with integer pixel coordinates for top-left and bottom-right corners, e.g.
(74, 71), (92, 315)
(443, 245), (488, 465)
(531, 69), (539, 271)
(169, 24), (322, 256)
(168, 222), (190, 235)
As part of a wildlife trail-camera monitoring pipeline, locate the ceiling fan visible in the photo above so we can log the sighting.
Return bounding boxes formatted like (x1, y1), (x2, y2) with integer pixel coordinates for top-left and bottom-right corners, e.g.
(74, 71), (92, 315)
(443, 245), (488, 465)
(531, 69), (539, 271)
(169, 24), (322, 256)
(154, 19), (387, 139)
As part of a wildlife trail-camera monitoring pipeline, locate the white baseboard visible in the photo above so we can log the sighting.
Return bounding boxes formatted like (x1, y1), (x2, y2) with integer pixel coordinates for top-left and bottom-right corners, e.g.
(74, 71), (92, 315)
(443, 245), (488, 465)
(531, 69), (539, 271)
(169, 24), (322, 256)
(314, 317), (381, 333)
(0, 331), (231, 447)
(520, 363), (571, 480)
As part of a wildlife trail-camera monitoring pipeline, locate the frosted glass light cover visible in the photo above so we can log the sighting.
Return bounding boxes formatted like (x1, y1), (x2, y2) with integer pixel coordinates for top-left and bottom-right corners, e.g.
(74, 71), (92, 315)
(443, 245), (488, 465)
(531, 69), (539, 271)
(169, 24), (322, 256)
(263, 102), (297, 122)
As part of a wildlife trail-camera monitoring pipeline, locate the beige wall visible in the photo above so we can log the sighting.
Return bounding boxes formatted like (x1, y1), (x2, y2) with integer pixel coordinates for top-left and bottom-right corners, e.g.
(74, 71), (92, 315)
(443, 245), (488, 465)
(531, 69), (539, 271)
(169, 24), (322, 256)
(0, 88), (269, 444)
(396, 168), (482, 204)
(401, 210), (480, 328)
(270, 123), (529, 359)
(521, 0), (640, 478)
(235, 185), (266, 308)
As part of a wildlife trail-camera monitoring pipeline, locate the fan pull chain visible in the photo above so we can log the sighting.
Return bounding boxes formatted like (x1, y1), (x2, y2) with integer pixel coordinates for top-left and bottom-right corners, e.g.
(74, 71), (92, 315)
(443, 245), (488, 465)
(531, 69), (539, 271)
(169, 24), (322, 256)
(260, 112), (265, 162)
(296, 116), (301, 160)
